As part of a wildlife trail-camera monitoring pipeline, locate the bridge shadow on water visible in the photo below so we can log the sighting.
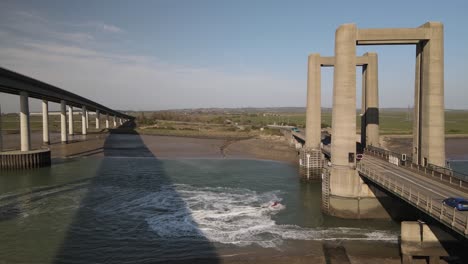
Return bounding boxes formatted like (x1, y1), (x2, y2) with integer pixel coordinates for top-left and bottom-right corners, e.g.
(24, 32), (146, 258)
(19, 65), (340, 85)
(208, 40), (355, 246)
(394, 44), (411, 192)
(54, 124), (220, 263)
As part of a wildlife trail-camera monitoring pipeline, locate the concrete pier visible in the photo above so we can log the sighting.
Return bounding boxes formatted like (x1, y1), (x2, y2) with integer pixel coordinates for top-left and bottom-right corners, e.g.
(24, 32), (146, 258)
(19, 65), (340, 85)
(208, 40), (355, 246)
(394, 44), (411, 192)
(0, 149), (51, 169)
(68, 106), (74, 135)
(305, 54), (322, 150)
(85, 110), (89, 129)
(361, 52), (379, 147)
(113, 116), (117, 127)
(20, 92), (31, 151)
(42, 100), (50, 145)
(96, 110), (100, 129)
(0, 104), (3, 152)
(401, 221), (460, 263)
(60, 100), (67, 144)
(82, 106), (87, 135)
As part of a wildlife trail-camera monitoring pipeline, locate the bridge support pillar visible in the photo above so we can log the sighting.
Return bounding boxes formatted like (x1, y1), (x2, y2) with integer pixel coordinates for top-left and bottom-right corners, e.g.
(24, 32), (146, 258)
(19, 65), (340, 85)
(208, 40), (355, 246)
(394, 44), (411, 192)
(305, 54), (322, 150)
(20, 92), (31, 151)
(106, 114), (110, 128)
(60, 100), (68, 144)
(42, 100), (50, 145)
(113, 116), (117, 127)
(361, 52), (379, 148)
(0, 104), (3, 152)
(82, 106), (87, 135)
(326, 24), (389, 219)
(299, 149), (323, 180)
(96, 110), (100, 129)
(401, 221), (459, 263)
(85, 110), (89, 129)
(68, 106), (74, 135)
(413, 23), (445, 167)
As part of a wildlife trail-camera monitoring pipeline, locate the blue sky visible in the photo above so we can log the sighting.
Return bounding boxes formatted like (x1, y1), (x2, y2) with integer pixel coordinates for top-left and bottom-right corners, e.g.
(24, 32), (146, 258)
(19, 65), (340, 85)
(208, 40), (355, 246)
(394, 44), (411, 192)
(0, 0), (467, 112)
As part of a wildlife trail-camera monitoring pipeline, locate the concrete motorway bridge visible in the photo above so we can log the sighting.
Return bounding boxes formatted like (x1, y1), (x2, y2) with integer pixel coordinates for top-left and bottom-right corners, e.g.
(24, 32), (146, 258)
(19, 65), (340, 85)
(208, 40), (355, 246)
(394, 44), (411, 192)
(0, 67), (134, 169)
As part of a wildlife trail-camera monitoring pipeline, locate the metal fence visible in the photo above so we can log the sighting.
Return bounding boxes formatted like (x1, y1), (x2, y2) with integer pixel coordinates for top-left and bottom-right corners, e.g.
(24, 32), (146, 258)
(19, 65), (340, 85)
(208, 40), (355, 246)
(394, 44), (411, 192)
(365, 146), (468, 188)
(357, 162), (468, 237)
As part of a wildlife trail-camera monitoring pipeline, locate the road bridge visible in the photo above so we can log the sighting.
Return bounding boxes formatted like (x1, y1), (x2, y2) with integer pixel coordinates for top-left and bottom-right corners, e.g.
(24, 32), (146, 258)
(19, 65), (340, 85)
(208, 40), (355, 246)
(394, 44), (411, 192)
(0, 67), (134, 169)
(356, 148), (468, 238)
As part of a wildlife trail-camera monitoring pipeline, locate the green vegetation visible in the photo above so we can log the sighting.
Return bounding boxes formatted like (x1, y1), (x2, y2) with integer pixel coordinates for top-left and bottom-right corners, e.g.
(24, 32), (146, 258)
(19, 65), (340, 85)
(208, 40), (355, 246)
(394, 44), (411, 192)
(131, 108), (468, 136)
(2, 109), (467, 137)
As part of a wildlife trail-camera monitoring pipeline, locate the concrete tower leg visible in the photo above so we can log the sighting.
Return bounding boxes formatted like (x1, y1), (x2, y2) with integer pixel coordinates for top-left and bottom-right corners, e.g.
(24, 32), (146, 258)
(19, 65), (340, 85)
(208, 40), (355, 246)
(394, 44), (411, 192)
(60, 100), (68, 144)
(20, 92), (31, 151)
(96, 110), (100, 129)
(0, 104), (3, 151)
(413, 43), (422, 165)
(68, 106), (74, 135)
(106, 114), (110, 129)
(328, 24), (367, 217)
(301, 54), (323, 180)
(361, 61), (368, 148)
(419, 22), (445, 167)
(331, 24), (357, 168)
(85, 110), (89, 129)
(82, 106), (87, 135)
(42, 100), (50, 145)
(364, 52), (379, 147)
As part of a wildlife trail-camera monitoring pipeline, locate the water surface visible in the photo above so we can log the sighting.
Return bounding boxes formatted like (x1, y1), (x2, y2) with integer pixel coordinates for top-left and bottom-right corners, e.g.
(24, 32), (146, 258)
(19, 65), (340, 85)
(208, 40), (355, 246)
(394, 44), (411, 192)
(0, 133), (399, 263)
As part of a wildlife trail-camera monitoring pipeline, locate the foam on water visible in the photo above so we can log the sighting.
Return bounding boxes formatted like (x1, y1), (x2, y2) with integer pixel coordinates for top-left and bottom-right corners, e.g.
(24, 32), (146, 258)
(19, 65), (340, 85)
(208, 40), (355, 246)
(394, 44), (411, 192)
(145, 184), (398, 248)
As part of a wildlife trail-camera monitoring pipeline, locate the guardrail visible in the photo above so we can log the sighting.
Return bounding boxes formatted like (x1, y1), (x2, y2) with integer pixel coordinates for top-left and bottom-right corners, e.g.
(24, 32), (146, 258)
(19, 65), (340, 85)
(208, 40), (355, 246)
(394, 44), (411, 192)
(365, 146), (468, 188)
(357, 162), (468, 237)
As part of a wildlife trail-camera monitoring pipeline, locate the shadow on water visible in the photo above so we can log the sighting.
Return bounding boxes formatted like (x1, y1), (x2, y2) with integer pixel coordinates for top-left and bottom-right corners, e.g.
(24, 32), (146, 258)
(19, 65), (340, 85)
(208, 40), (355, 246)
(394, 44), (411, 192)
(53, 123), (220, 263)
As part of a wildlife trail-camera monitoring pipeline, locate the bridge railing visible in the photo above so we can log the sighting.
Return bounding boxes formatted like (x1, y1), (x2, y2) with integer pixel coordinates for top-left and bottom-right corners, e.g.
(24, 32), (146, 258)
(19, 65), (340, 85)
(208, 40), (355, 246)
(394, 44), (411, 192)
(364, 146), (468, 188)
(357, 162), (468, 237)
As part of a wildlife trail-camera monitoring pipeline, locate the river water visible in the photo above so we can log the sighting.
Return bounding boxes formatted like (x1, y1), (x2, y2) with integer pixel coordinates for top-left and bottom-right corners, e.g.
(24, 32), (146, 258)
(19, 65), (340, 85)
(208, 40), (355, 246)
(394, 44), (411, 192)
(0, 133), (401, 263)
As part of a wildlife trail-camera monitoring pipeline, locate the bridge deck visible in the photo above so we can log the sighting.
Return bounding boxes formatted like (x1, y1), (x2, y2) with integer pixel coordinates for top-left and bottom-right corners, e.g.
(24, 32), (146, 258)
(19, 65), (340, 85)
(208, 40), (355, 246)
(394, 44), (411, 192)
(358, 155), (468, 238)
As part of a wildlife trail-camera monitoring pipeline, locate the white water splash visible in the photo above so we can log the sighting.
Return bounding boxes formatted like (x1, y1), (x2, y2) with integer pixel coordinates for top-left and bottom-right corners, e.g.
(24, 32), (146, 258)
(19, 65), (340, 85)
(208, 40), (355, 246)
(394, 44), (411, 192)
(145, 184), (398, 248)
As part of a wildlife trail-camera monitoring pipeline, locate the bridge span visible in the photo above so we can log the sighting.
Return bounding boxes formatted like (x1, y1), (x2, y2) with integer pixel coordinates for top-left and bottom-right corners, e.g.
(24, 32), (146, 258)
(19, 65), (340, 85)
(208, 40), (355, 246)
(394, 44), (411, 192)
(356, 149), (468, 238)
(0, 67), (134, 169)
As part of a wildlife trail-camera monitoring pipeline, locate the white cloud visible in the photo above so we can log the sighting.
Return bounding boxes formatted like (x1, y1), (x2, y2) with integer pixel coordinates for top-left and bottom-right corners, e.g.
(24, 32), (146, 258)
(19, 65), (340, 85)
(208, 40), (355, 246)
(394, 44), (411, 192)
(0, 10), (302, 113)
(96, 22), (124, 33)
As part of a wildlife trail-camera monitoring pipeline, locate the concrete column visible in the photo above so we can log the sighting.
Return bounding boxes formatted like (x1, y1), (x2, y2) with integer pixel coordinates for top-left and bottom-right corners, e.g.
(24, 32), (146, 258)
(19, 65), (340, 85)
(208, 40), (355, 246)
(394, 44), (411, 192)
(82, 106), (87, 135)
(68, 106), (74, 135)
(19, 92), (31, 151)
(42, 100), (50, 145)
(119, 118), (123, 125)
(106, 113), (110, 128)
(331, 24), (357, 167)
(419, 22), (445, 167)
(60, 100), (67, 144)
(329, 24), (362, 198)
(363, 52), (379, 147)
(85, 110), (89, 129)
(96, 110), (100, 129)
(113, 116), (117, 127)
(305, 54), (322, 150)
(0, 104), (3, 152)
